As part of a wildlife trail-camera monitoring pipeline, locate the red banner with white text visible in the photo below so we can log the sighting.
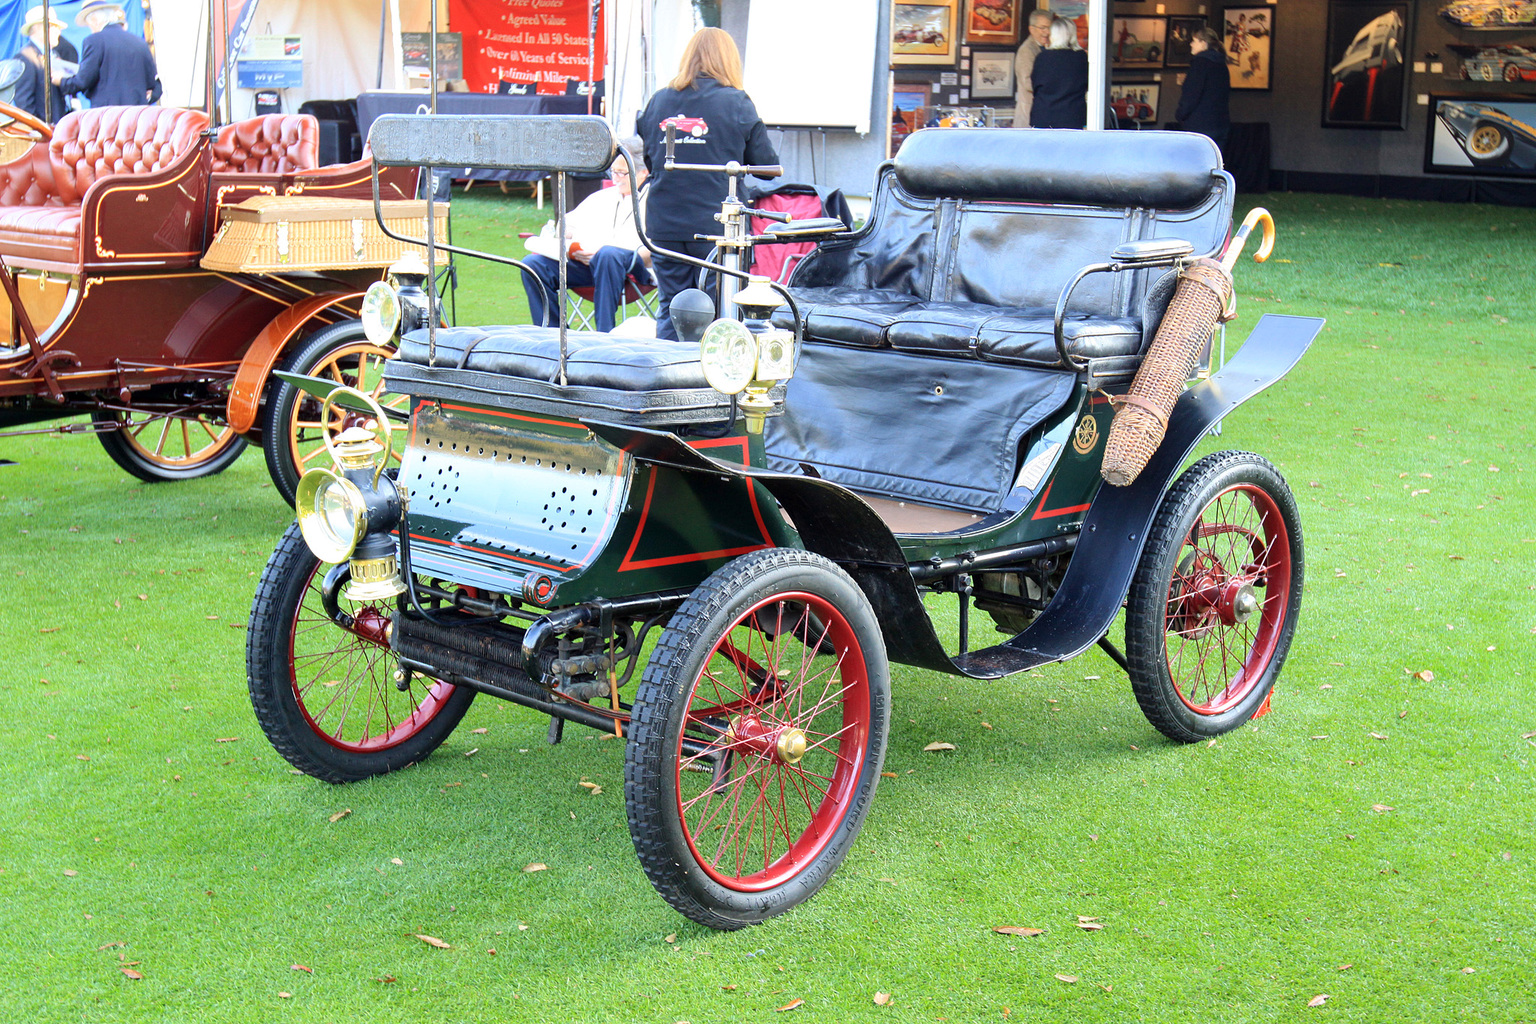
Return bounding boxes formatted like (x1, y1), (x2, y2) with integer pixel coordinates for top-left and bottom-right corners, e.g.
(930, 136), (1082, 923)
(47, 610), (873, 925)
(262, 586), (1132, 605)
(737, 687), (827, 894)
(449, 0), (606, 95)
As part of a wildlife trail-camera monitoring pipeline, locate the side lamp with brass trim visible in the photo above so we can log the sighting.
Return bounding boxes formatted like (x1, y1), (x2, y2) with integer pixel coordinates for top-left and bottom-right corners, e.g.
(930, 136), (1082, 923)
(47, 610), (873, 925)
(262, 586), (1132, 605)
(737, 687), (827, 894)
(295, 387), (405, 601)
(696, 275), (797, 434)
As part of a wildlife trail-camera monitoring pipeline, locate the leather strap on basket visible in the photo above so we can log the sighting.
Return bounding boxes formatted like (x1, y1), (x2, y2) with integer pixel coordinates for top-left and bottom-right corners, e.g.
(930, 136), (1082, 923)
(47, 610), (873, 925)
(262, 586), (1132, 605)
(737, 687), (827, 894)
(1181, 258), (1237, 323)
(1108, 392), (1169, 431)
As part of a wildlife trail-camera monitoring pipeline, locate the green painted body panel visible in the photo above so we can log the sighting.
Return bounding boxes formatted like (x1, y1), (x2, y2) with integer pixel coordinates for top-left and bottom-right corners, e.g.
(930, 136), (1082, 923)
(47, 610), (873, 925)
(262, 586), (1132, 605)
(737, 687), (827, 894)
(395, 398), (799, 607)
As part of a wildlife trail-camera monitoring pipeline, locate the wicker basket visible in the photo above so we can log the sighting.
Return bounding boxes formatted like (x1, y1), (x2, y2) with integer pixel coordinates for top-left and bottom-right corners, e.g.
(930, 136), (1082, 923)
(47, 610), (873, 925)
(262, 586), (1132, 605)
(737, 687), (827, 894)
(200, 196), (448, 273)
(1101, 258), (1234, 487)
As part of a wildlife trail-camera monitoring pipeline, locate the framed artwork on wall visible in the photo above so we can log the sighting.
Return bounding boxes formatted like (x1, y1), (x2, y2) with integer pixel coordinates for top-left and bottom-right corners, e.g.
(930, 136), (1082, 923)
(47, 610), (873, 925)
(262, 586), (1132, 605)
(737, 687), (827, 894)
(971, 50), (1017, 96)
(1445, 43), (1536, 84)
(1164, 16), (1207, 68)
(1040, 0), (1091, 50)
(1424, 94), (1536, 175)
(1221, 6), (1273, 90)
(894, 1), (961, 66)
(965, 0), (1022, 45)
(1113, 17), (1167, 68)
(1323, 0), (1411, 128)
(1110, 82), (1161, 122)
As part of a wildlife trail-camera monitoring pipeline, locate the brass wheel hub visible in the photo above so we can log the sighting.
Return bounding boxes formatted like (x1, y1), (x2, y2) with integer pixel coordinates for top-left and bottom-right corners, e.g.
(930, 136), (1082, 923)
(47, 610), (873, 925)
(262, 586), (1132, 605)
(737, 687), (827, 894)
(723, 715), (809, 764)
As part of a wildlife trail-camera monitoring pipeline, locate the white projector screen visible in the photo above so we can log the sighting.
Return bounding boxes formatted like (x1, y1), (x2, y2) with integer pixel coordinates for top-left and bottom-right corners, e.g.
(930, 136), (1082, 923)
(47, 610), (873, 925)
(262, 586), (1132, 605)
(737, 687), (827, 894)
(742, 0), (879, 134)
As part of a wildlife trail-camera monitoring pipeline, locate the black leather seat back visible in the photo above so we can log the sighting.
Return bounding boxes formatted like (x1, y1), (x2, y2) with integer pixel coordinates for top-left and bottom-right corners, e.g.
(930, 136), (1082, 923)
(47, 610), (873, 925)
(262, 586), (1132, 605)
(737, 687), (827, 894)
(893, 127), (1223, 209)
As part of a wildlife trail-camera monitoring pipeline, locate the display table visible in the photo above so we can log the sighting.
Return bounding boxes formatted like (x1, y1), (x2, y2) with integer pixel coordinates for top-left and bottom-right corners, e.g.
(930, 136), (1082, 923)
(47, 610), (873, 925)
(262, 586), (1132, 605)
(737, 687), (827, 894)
(355, 92), (594, 182)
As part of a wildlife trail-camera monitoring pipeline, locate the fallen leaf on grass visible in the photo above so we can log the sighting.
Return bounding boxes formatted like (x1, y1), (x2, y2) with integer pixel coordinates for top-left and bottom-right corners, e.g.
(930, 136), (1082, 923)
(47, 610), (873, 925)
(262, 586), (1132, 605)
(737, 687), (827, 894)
(413, 934), (451, 949)
(375, 975), (396, 983)
(463, 748), (479, 758)
(1308, 994), (1329, 1007)
(873, 991), (892, 1006)
(391, 857), (403, 866)
(64, 869), (78, 877)
(774, 997), (805, 1012)
(97, 942), (125, 951)
(291, 964), (312, 973)
(1412, 669), (1434, 683)
(721, 984), (737, 991)
(1461, 967), (1476, 974)
(472, 727), (488, 735)
(121, 968), (142, 980)
(1055, 974), (1078, 984)
(215, 737), (240, 743)
(1338, 963), (1353, 971)
(1076, 917), (1104, 931)
(993, 926), (1044, 937)
(881, 771), (898, 779)
(923, 741), (955, 752)
(1371, 804), (1394, 813)
(1369, 732), (1388, 740)
(39, 626), (60, 633)
(664, 933), (676, 944)
(524, 862), (548, 873)
(278, 992), (292, 999)
(328, 808), (352, 823)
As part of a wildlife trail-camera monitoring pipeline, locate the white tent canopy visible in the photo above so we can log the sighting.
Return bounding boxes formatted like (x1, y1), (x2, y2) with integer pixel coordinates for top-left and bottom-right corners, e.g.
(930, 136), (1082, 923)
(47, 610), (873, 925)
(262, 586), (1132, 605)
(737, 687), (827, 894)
(154, 0), (439, 118)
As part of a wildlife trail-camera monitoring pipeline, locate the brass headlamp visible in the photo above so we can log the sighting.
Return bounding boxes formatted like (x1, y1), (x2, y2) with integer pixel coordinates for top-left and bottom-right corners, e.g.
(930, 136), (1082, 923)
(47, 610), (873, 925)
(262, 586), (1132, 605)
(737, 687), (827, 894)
(294, 387), (404, 601)
(696, 275), (797, 434)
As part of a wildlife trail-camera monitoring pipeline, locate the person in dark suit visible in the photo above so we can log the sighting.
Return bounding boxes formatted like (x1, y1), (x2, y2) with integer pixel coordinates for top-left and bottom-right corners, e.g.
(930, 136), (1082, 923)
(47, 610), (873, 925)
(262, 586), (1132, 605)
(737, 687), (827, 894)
(1030, 18), (1088, 129)
(54, 0), (160, 108)
(12, 6), (78, 123)
(1174, 27), (1231, 148)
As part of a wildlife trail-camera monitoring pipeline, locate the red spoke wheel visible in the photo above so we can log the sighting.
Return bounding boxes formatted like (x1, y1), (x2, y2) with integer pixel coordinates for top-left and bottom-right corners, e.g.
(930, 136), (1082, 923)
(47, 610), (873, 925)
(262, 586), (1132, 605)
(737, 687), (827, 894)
(1125, 451), (1304, 742)
(261, 320), (406, 506)
(625, 548), (889, 930)
(92, 403), (245, 482)
(247, 522), (474, 782)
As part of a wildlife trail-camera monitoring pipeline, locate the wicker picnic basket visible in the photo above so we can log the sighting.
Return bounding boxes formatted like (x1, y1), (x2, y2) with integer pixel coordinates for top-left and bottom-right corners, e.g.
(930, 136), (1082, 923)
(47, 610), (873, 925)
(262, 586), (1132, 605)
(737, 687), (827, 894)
(201, 196), (448, 273)
(1101, 258), (1235, 487)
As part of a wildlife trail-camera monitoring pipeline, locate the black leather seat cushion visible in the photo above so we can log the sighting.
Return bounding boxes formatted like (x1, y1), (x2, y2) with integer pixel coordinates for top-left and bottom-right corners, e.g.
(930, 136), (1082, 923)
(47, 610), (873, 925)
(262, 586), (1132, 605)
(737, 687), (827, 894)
(398, 326), (708, 391)
(771, 286), (921, 348)
(885, 304), (1143, 366)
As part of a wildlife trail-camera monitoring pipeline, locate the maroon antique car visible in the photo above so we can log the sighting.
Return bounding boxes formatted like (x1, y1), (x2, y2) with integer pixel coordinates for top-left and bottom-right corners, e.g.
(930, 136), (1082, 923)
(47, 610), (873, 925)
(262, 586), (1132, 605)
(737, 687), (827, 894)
(0, 101), (419, 500)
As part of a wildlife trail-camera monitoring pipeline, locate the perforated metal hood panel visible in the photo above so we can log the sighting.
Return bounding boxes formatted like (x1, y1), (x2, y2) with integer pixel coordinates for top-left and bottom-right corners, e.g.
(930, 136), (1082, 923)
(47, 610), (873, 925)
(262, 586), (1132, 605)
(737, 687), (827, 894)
(397, 402), (630, 594)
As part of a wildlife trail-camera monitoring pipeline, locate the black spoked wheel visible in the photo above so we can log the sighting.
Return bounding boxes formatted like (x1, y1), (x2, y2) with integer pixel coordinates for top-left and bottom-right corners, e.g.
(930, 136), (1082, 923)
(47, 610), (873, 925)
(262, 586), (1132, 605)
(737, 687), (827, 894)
(92, 403), (245, 482)
(247, 522), (474, 782)
(625, 548), (890, 930)
(1125, 452), (1304, 743)
(260, 320), (405, 506)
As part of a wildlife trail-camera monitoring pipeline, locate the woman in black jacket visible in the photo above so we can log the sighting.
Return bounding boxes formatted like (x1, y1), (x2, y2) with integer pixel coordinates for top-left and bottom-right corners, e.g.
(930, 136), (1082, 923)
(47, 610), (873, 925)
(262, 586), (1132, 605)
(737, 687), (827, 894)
(1174, 27), (1231, 147)
(1030, 18), (1088, 129)
(636, 28), (779, 340)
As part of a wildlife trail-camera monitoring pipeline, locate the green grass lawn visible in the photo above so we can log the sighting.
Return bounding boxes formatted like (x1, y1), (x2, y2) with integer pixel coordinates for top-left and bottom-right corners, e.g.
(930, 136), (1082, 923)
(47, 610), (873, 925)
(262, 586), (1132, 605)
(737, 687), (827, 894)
(0, 190), (1532, 1022)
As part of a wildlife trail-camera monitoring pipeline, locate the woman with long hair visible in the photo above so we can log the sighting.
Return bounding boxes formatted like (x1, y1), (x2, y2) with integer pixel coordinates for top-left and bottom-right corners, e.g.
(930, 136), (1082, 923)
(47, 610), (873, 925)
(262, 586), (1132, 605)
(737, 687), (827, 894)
(636, 27), (779, 340)
(1029, 18), (1089, 129)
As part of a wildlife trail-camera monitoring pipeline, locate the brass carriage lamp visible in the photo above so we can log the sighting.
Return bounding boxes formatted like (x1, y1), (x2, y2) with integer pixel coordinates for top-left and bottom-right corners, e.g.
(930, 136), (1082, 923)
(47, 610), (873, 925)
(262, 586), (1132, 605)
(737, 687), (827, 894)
(360, 253), (432, 344)
(294, 388), (405, 601)
(697, 276), (797, 434)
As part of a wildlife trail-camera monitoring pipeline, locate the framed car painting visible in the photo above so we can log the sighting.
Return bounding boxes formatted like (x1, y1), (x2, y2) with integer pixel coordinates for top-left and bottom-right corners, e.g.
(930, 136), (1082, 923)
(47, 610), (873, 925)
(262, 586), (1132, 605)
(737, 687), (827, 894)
(965, 0), (1022, 45)
(1323, 0), (1411, 128)
(1221, 6), (1273, 90)
(894, 1), (961, 66)
(1164, 15), (1207, 68)
(1113, 17), (1167, 69)
(1110, 82), (1161, 123)
(971, 50), (1017, 97)
(1424, 94), (1536, 176)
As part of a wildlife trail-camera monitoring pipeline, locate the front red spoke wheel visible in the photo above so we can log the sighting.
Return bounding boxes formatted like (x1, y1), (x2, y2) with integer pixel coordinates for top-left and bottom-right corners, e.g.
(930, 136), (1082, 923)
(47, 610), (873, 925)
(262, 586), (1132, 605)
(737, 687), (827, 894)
(625, 549), (889, 929)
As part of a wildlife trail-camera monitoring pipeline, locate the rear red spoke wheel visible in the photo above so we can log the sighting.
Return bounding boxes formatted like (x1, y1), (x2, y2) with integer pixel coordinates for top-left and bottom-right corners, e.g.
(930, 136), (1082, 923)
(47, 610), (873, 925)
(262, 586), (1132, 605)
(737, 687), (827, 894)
(1127, 452), (1304, 742)
(626, 548), (889, 930)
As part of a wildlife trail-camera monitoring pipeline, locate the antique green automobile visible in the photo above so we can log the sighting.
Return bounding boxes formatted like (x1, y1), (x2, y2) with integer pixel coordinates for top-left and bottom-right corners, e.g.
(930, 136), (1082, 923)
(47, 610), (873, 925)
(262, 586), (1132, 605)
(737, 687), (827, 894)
(246, 115), (1324, 929)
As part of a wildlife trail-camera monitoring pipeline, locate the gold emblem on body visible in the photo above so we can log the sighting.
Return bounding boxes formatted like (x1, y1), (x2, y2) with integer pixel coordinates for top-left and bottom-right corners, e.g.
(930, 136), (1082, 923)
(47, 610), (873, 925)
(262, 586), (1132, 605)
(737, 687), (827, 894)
(1072, 413), (1100, 454)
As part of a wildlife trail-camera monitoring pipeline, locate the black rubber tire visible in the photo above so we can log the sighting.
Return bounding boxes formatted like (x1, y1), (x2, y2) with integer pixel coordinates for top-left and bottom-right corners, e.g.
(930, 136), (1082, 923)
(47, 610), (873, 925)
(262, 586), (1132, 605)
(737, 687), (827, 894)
(624, 548), (890, 930)
(260, 320), (401, 506)
(92, 407), (245, 482)
(1125, 451), (1304, 743)
(247, 521), (474, 783)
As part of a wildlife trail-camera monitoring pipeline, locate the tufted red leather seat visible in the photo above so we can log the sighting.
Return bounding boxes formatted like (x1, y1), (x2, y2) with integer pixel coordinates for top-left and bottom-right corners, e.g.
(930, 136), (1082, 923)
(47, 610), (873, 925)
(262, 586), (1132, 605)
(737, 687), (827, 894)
(0, 106), (210, 268)
(211, 115), (319, 174)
